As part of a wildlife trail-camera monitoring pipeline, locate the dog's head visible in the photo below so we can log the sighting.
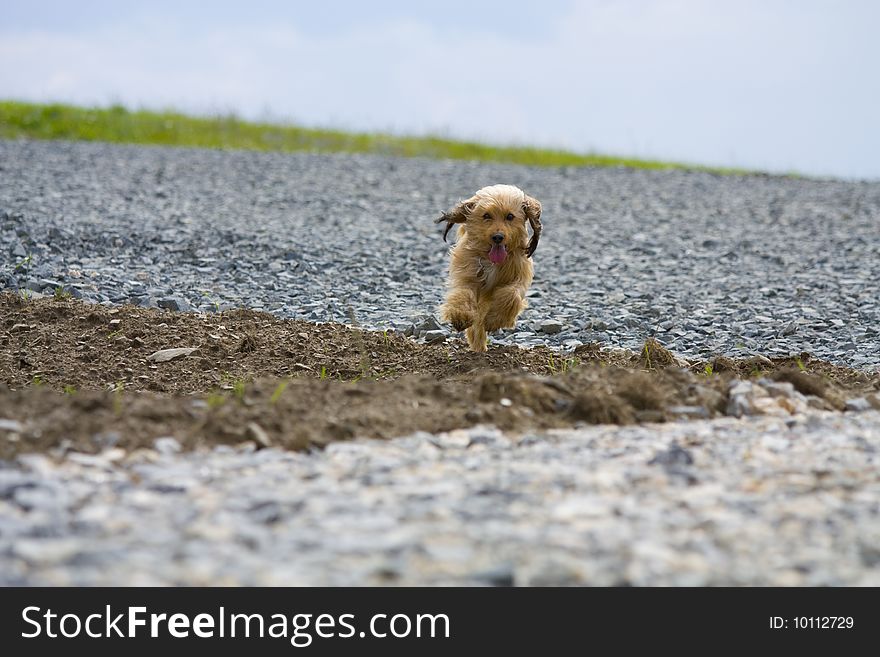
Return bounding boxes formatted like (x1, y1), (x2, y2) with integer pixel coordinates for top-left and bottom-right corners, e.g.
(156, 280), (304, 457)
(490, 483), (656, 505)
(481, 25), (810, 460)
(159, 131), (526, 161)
(436, 184), (542, 262)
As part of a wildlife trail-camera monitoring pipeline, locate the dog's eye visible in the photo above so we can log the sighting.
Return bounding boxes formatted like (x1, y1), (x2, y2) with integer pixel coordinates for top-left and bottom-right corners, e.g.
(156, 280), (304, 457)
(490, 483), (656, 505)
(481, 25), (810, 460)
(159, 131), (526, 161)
(482, 213), (491, 220)
(506, 213), (514, 221)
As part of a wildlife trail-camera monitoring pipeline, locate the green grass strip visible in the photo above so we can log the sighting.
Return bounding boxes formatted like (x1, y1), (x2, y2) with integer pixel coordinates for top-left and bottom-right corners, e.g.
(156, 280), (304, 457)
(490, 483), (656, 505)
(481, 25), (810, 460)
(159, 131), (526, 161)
(0, 99), (751, 174)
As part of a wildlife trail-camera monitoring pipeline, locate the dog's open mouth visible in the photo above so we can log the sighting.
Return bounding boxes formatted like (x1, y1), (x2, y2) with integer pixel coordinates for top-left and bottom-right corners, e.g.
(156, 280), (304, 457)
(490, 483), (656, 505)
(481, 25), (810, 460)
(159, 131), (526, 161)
(487, 243), (508, 265)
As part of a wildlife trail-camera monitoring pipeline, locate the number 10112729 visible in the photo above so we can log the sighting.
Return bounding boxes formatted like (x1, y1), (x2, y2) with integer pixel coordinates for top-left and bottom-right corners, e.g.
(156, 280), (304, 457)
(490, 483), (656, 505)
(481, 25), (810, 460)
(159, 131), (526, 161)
(770, 616), (854, 629)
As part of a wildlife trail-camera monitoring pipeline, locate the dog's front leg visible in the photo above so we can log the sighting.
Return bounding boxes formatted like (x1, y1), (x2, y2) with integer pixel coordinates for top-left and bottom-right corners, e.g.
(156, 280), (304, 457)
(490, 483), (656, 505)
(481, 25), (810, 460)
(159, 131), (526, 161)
(483, 285), (527, 333)
(440, 288), (477, 332)
(465, 321), (488, 352)
(464, 293), (493, 352)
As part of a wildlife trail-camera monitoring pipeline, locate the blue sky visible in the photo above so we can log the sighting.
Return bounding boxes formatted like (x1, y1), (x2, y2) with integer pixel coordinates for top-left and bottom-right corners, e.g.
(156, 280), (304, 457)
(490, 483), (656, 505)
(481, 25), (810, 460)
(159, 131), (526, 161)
(2, 0), (878, 178)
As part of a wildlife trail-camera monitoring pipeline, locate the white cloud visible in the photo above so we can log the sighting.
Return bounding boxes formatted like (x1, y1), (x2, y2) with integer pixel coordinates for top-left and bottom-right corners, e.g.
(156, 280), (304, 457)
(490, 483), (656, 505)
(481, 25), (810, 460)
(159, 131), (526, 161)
(1, 0), (877, 178)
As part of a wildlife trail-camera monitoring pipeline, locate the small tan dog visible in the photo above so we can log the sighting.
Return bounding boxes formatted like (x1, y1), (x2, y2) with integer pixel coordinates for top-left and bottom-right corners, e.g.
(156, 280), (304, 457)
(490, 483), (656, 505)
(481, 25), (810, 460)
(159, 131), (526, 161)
(435, 184), (542, 351)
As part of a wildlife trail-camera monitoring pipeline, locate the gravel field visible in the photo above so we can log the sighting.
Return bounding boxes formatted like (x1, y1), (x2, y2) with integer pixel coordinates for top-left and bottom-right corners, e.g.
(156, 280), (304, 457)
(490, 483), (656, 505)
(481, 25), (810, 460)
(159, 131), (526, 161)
(2, 138), (880, 586)
(3, 412), (879, 586)
(2, 139), (879, 367)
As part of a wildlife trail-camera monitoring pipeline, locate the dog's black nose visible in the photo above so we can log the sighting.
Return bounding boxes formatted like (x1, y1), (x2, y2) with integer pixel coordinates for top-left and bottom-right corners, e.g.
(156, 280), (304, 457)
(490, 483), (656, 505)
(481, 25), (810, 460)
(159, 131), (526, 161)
(491, 233), (504, 244)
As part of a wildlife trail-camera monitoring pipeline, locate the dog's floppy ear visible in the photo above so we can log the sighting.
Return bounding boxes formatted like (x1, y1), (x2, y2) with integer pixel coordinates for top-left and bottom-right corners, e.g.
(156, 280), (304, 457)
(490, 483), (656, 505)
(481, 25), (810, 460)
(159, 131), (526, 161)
(523, 194), (542, 257)
(435, 197), (476, 242)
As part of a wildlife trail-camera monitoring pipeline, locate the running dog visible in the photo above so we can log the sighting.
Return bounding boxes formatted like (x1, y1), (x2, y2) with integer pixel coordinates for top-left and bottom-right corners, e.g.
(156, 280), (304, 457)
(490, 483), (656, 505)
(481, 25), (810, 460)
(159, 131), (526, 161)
(435, 184), (542, 351)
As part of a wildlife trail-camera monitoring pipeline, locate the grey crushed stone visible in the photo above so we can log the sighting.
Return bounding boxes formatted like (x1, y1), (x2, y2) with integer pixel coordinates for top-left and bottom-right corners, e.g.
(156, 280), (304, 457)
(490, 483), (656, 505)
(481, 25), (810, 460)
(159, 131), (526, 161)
(1, 411), (879, 586)
(2, 139), (880, 586)
(2, 139), (879, 368)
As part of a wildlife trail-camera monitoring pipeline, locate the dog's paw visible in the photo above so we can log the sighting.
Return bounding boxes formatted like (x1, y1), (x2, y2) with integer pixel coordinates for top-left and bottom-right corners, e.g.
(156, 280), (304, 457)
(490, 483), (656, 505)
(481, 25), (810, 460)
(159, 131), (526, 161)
(446, 312), (473, 332)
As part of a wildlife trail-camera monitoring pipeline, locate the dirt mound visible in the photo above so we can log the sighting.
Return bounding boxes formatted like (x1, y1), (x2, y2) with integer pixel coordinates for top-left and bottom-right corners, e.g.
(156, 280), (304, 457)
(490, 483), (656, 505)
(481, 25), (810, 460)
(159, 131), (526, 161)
(0, 292), (577, 392)
(1, 294), (878, 459)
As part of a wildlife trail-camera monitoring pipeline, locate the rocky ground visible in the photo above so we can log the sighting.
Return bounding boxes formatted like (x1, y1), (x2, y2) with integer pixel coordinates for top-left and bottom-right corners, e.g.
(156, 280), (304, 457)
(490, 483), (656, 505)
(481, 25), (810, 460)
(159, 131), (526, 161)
(4, 412), (880, 587)
(2, 294), (878, 461)
(1, 138), (880, 585)
(2, 139), (879, 367)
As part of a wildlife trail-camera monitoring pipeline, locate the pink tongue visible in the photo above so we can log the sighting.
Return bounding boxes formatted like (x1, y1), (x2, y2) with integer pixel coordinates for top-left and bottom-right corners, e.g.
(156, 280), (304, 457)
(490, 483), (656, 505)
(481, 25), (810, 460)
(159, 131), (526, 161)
(488, 244), (507, 264)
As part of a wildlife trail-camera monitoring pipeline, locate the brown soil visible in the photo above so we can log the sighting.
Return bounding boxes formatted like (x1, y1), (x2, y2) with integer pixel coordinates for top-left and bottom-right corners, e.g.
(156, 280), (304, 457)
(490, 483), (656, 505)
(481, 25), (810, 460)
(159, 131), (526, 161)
(1, 293), (878, 459)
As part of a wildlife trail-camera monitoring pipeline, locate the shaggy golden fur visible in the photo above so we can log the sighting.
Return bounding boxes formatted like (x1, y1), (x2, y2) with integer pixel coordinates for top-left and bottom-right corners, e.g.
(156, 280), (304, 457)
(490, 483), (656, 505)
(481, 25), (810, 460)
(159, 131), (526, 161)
(435, 184), (542, 351)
